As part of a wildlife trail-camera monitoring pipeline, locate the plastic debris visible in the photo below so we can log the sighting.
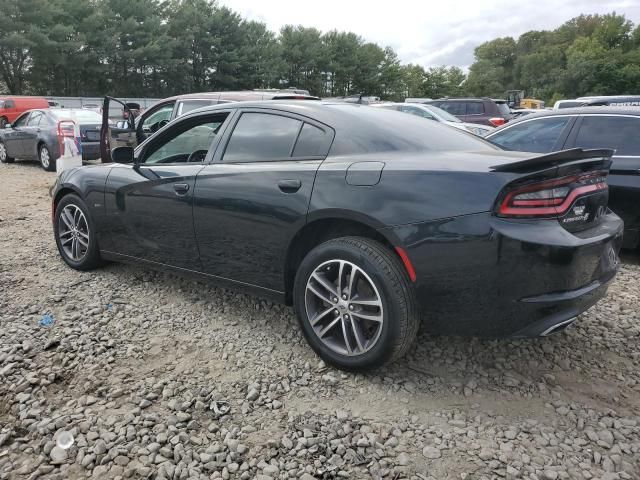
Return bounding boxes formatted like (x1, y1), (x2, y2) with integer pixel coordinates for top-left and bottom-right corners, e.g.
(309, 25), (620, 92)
(39, 314), (54, 327)
(55, 431), (74, 450)
(106, 303), (113, 310)
(210, 401), (230, 418)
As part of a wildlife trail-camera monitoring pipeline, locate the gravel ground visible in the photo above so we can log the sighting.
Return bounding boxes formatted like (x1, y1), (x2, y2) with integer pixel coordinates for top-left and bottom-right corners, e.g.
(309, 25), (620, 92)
(1, 161), (639, 480)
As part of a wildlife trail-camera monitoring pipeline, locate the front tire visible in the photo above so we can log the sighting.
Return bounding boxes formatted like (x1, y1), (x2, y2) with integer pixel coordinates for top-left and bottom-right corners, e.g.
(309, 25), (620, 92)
(0, 141), (14, 163)
(293, 237), (419, 371)
(39, 144), (55, 171)
(54, 194), (102, 270)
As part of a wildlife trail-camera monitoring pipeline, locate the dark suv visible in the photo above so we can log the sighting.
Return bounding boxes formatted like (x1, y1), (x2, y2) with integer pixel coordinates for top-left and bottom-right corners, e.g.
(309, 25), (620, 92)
(426, 98), (511, 127)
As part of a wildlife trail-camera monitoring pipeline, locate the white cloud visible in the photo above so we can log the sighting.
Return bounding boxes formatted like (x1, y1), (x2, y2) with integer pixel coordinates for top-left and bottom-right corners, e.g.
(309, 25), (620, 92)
(219, 0), (640, 68)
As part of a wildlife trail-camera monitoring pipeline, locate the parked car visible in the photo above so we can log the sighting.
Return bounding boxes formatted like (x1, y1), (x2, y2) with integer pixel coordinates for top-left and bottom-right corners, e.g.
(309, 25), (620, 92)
(577, 95), (640, 107)
(425, 97), (511, 127)
(101, 91), (320, 161)
(81, 103), (102, 114)
(52, 101), (622, 370)
(373, 102), (494, 136)
(0, 108), (102, 170)
(0, 96), (49, 129)
(553, 99), (586, 109)
(485, 107), (640, 250)
(510, 108), (541, 119)
(404, 97), (433, 104)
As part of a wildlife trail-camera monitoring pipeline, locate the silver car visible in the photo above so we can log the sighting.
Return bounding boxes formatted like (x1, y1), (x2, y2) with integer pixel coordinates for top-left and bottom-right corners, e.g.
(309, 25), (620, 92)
(372, 102), (494, 136)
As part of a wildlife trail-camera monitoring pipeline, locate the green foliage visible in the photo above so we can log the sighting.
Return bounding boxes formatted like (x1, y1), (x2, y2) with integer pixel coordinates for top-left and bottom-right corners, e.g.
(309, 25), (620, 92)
(465, 13), (640, 102)
(1, 4), (638, 102)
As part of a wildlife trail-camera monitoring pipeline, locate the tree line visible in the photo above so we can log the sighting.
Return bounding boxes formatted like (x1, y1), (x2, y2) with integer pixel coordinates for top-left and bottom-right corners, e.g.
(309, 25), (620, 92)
(0, 1), (638, 103)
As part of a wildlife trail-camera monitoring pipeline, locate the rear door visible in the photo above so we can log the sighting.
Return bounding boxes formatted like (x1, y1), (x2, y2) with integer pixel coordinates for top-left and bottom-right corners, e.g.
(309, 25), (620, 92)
(193, 109), (334, 291)
(564, 114), (640, 247)
(103, 110), (232, 269)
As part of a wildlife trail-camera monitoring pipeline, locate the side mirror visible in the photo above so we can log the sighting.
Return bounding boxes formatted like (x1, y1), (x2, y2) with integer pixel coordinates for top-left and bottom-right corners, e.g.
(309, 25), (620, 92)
(111, 146), (135, 164)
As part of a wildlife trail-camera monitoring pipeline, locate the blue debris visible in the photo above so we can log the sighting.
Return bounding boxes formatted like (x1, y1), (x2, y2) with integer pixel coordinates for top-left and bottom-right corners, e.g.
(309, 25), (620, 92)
(106, 303), (113, 310)
(39, 313), (54, 327)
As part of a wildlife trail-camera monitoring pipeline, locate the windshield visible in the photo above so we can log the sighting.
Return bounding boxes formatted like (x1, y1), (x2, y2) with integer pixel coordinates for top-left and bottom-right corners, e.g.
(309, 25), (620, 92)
(423, 105), (461, 123)
(0, 100), (4, 109)
(50, 109), (102, 123)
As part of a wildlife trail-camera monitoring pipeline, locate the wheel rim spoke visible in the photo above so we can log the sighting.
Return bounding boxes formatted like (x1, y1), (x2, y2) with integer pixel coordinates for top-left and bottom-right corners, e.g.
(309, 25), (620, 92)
(58, 204), (89, 262)
(305, 258), (384, 357)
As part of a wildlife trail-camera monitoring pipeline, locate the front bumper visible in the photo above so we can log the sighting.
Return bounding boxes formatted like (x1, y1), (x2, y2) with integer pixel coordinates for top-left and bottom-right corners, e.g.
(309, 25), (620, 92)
(388, 211), (623, 337)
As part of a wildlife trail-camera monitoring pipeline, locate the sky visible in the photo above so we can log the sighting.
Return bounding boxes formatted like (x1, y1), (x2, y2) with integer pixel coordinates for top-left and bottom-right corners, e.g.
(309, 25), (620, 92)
(219, 0), (640, 69)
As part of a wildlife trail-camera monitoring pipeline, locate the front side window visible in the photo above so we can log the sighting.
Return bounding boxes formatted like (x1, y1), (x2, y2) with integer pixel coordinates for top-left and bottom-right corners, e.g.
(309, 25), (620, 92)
(143, 115), (227, 164)
(12, 113), (29, 128)
(141, 103), (175, 133)
(27, 111), (43, 126)
(223, 113), (302, 162)
(489, 117), (571, 153)
(4, 100), (14, 108)
(574, 116), (640, 156)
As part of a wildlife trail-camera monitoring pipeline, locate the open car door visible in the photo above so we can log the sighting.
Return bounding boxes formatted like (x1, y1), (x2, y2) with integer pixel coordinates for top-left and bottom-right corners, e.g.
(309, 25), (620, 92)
(100, 96), (138, 163)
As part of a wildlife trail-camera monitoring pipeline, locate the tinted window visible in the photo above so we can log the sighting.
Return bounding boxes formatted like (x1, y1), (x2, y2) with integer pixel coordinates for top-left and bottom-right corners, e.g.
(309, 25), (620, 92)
(27, 111), (43, 126)
(495, 102), (511, 116)
(574, 116), (640, 156)
(423, 105), (461, 122)
(438, 102), (466, 116)
(327, 104), (497, 155)
(489, 117), (571, 153)
(4, 100), (14, 108)
(224, 113), (302, 162)
(143, 116), (227, 164)
(466, 102), (485, 115)
(177, 100), (215, 116)
(292, 123), (328, 157)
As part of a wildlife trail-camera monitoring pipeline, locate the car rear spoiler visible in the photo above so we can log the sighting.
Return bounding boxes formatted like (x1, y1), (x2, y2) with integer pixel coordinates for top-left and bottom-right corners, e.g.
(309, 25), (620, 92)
(491, 148), (614, 173)
(272, 94), (321, 100)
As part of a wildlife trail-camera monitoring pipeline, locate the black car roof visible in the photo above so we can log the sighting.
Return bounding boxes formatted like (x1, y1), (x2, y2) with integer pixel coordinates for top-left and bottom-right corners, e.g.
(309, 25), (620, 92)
(490, 106), (640, 131)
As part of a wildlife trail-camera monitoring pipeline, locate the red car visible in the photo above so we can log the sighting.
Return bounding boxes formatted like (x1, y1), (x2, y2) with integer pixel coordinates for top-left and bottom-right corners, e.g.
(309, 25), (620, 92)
(0, 96), (49, 129)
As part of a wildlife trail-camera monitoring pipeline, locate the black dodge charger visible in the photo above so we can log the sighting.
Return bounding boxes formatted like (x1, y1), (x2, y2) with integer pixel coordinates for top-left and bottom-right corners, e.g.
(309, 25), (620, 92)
(51, 101), (623, 371)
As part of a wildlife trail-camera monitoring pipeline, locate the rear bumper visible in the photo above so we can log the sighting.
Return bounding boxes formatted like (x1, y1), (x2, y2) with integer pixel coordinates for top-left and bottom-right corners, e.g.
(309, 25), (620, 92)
(81, 142), (100, 160)
(388, 212), (623, 337)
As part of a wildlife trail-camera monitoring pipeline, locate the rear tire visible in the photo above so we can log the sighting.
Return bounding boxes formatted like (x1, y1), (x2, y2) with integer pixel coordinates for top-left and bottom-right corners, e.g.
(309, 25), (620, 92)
(39, 143), (55, 171)
(54, 194), (102, 270)
(0, 141), (14, 163)
(293, 236), (419, 371)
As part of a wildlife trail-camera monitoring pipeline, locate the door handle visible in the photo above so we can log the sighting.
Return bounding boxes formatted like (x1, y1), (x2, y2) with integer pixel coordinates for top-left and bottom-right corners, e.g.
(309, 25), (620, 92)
(173, 183), (190, 195)
(277, 179), (302, 193)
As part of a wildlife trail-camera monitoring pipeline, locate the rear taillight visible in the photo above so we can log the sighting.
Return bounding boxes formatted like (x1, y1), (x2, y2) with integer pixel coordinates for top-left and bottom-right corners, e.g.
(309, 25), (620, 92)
(489, 117), (506, 127)
(57, 120), (75, 138)
(497, 172), (608, 218)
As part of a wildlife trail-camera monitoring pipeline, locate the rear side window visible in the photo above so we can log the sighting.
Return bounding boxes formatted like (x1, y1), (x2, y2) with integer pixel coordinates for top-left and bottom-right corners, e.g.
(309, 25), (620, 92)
(466, 102), (485, 115)
(401, 106), (435, 120)
(4, 100), (14, 108)
(495, 102), (511, 116)
(574, 116), (640, 156)
(489, 117), (571, 153)
(292, 123), (329, 157)
(439, 102), (466, 116)
(27, 111), (43, 126)
(224, 113), (302, 162)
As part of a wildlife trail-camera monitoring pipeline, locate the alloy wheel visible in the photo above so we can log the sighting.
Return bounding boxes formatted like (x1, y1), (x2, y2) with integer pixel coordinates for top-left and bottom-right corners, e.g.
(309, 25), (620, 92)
(58, 205), (89, 261)
(0, 143), (6, 162)
(305, 259), (384, 356)
(40, 146), (50, 169)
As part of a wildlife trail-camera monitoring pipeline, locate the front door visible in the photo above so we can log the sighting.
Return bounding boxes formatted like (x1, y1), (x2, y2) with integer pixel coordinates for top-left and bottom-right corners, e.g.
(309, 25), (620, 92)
(20, 110), (44, 159)
(193, 109), (334, 292)
(3, 112), (31, 157)
(103, 111), (231, 270)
